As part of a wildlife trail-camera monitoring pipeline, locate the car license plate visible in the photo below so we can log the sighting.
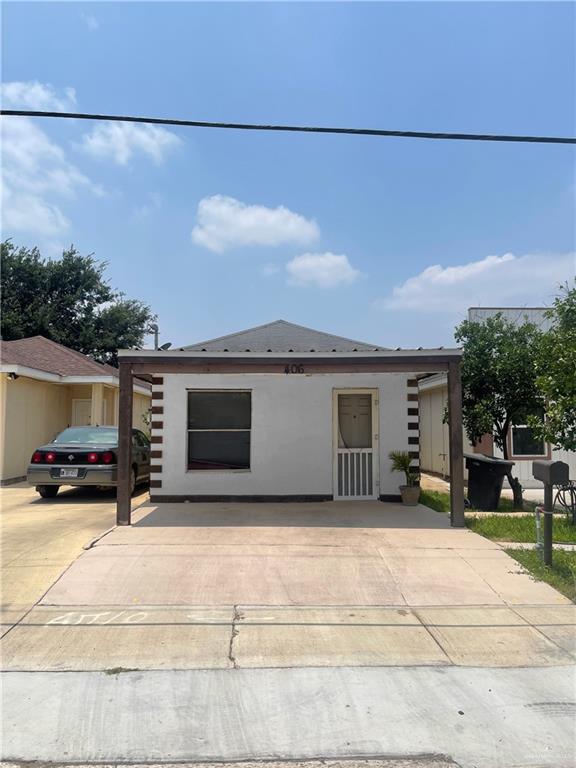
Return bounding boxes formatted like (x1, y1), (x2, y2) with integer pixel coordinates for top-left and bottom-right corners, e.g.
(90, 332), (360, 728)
(60, 468), (79, 478)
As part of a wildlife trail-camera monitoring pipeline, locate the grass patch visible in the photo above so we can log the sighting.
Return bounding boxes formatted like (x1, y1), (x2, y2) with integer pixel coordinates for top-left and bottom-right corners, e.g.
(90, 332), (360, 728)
(494, 497), (538, 514)
(420, 487), (546, 518)
(420, 490), (451, 514)
(506, 549), (576, 602)
(466, 514), (576, 544)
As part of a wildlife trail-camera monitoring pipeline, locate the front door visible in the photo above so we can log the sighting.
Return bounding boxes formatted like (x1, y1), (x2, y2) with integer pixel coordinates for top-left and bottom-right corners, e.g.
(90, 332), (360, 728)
(72, 399), (91, 426)
(333, 389), (379, 500)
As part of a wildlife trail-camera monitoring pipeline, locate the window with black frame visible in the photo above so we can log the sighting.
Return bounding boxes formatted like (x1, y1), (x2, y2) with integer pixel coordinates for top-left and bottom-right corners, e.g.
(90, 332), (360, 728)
(511, 425), (546, 457)
(187, 391), (251, 470)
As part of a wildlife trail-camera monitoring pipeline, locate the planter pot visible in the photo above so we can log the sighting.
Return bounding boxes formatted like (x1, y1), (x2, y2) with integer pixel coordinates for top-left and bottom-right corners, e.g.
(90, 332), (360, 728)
(400, 485), (420, 506)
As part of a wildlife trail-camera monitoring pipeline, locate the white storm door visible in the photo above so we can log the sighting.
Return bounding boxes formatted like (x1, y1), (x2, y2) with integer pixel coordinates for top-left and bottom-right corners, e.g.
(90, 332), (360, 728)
(72, 399), (91, 426)
(333, 389), (379, 500)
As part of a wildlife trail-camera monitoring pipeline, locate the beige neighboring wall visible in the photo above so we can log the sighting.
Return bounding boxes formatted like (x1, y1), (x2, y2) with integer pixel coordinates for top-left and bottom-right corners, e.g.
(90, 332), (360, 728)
(0, 375), (72, 483)
(133, 391), (151, 434)
(103, 386), (116, 425)
(419, 378), (473, 479)
(419, 384), (450, 477)
(0, 375), (151, 483)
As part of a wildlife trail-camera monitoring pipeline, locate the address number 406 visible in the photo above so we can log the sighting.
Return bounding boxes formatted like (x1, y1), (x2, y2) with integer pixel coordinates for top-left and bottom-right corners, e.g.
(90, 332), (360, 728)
(284, 364), (305, 374)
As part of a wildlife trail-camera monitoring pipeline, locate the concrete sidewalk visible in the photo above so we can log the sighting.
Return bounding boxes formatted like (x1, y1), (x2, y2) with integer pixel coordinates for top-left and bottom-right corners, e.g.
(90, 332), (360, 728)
(3, 666), (575, 767)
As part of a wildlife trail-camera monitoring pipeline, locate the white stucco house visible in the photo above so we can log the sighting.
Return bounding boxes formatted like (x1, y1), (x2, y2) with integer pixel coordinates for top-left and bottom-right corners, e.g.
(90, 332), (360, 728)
(116, 320), (465, 526)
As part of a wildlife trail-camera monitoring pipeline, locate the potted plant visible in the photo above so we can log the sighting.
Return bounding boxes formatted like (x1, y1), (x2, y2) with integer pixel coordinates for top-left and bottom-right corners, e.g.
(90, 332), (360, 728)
(389, 450), (421, 506)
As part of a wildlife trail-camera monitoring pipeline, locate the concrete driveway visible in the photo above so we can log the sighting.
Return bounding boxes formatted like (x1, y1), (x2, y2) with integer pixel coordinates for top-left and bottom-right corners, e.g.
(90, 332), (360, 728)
(2, 497), (575, 767)
(3, 499), (573, 671)
(0, 482), (147, 631)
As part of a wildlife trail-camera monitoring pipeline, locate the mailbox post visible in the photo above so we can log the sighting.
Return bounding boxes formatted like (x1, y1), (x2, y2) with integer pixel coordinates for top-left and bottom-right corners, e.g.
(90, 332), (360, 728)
(532, 460), (570, 566)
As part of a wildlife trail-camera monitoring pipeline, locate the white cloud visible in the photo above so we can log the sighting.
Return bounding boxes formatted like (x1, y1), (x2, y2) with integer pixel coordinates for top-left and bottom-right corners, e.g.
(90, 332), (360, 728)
(378, 252), (576, 312)
(286, 252), (361, 289)
(1, 80), (76, 111)
(81, 122), (181, 165)
(1, 115), (101, 238)
(80, 12), (99, 30)
(2, 185), (70, 237)
(191, 195), (320, 253)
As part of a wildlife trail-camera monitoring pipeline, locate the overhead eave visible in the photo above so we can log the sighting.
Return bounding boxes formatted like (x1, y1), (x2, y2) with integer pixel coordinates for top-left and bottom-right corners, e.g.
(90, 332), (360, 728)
(0, 365), (151, 395)
(118, 348), (462, 360)
(117, 348), (462, 375)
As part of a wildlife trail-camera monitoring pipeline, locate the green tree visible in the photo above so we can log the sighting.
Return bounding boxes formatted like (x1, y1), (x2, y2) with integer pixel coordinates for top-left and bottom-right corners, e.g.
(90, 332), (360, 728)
(1, 241), (155, 365)
(530, 282), (576, 452)
(454, 314), (543, 509)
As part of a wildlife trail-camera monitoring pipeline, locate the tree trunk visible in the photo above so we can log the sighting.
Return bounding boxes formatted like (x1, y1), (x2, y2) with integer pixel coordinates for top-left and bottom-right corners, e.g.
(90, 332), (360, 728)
(501, 430), (523, 510)
(506, 472), (524, 510)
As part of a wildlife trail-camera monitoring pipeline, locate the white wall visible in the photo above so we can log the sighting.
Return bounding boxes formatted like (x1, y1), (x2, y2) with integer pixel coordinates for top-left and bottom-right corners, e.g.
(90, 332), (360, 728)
(156, 372), (413, 497)
(493, 443), (576, 489)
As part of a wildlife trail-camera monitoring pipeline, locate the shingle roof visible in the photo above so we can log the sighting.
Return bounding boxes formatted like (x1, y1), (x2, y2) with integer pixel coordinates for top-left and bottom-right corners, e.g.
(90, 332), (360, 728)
(182, 320), (387, 353)
(0, 336), (119, 377)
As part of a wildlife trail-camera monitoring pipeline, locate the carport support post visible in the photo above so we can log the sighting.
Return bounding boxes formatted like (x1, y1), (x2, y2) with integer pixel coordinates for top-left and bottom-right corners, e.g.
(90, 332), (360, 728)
(448, 361), (465, 527)
(117, 361), (133, 526)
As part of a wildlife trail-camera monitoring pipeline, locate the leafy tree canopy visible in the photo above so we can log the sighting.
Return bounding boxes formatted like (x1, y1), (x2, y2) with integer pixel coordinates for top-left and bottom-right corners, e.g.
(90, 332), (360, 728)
(454, 314), (543, 508)
(1, 241), (156, 365)
(530, 281), (576, 452)
(455, 314), (542, 450)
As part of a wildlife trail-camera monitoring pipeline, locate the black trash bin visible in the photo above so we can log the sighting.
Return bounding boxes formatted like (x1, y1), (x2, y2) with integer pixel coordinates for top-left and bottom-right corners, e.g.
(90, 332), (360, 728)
(465, 453), (515, 511)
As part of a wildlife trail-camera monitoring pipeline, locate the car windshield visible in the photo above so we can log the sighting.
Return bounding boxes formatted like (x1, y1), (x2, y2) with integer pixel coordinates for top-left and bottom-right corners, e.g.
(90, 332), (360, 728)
(52, 427), (118, 445)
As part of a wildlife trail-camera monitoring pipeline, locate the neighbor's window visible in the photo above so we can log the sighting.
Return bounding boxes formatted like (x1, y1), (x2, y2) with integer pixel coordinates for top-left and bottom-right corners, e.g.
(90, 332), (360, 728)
(511, 425), (546, 457)
(187, 391), (251, 470)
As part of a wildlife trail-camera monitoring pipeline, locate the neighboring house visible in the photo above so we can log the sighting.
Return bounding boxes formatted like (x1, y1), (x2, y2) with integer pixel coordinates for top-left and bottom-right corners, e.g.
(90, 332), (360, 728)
(418, 308), (576, 488)
(116, 320), (464, 519)
(0, 336), (151, 485)
(419, 372), (474, 479)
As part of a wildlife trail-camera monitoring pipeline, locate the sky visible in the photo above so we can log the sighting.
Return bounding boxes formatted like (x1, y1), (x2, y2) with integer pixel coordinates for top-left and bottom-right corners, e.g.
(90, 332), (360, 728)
(2, 1), (575, 350)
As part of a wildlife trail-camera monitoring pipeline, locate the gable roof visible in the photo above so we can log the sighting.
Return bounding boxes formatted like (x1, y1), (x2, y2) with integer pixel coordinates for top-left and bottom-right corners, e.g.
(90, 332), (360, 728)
(0, 336), (119, 378)
(182, 320), (387, 353)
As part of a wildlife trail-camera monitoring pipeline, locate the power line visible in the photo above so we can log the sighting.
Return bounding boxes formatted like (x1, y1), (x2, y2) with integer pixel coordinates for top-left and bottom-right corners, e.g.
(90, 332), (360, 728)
(1, 109), (575, 144)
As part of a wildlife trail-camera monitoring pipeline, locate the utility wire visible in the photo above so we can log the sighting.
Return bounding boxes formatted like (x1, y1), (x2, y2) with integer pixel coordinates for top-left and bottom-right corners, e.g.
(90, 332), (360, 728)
(1, 109), (575, 144)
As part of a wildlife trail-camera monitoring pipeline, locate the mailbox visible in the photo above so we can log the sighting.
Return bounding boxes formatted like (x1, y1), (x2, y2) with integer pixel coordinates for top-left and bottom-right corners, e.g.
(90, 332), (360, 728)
(532, 460), (570, 487)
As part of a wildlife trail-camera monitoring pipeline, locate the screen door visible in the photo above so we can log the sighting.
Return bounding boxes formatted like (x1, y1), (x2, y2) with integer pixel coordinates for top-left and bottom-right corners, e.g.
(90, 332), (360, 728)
(333, 390), (379, 499)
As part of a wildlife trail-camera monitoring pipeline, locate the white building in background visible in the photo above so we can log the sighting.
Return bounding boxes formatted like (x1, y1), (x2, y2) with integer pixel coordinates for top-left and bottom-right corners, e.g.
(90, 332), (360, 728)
(418, 307), (576, 489)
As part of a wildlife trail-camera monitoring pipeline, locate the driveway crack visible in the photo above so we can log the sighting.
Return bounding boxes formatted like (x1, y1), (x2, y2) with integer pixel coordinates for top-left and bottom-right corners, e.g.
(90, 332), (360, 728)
(228, 604), (242, 668)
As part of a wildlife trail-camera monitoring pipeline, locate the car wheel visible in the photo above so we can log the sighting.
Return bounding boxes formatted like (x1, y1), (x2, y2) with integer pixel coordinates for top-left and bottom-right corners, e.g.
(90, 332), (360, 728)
(37, 485), (59, 499)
